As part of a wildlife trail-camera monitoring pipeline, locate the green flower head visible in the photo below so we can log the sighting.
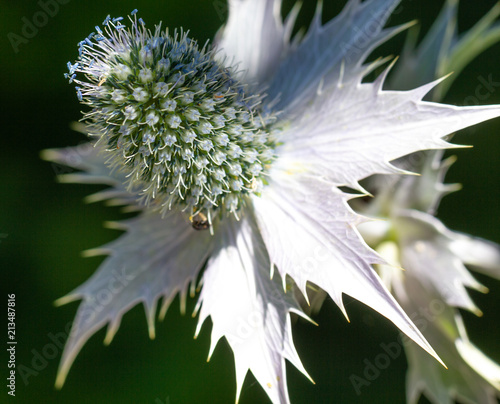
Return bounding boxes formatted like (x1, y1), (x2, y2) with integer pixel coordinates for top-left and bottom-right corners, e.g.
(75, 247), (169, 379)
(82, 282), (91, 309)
(67, 11), (276, 224)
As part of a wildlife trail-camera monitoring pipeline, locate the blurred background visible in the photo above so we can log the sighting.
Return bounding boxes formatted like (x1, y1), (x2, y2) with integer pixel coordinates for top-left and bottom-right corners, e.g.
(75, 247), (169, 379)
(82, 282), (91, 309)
(1, 0), (499, 403)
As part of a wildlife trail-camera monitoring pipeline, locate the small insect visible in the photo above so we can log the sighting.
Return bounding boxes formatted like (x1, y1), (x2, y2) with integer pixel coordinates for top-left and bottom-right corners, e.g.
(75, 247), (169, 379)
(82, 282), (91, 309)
(190, 212), (210, 231)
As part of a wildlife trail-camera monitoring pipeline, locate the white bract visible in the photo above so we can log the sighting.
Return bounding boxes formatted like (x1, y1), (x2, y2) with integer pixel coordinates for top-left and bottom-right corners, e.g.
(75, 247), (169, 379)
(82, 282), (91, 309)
(44, 1), (500, 403)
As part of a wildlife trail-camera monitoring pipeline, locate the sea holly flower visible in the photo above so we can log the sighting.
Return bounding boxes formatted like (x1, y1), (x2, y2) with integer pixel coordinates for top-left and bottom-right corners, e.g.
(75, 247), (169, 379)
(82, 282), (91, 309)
(357, 152), (500, 403)
(42, 1), (500, 403)
(354, 1), (500, 402)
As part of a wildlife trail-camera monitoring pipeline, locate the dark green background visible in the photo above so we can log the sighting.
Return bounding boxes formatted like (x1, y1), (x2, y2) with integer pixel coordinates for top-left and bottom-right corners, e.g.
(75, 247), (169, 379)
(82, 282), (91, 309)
(1, 1), (499, 403)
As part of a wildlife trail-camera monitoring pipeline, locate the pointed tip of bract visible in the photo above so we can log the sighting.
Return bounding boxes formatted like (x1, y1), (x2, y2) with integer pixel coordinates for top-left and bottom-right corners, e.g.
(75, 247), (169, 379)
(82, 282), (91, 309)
(206, 337), (219, 363)
(193, 310), (205, 339)
(54, 342), (82, 391)
(144, 302), (157, 340)
(103, 319), (121, 345)
(54, 294), (79, 307)
(304, 371), (316, 385)
(296, 281), (310, 306)
(479, 284), (489, 294)
(374, 56), (399, 92)
(69, 121), (87, 134)
(411, 73), (454, 100)
(234, 369), (246, 404)
(290, 307), (317, 326)
(441, 183), (462, 194)
(405, 19), (419, 30)
(81, 247), (110, 258)
(314, 0), (324, 21)
(103, 220), (128, 231)
(148, 326), (156, 340)
(339, 297), (351, 323)
(40, 148), (61, 162)
(472, 307), (484, 317)
(84, 192), (106, 204)
(419, 331), (448, 369)
(56, 174), (89, 184)
(178, 286), (192, 316)
(54, 370), (67, 391)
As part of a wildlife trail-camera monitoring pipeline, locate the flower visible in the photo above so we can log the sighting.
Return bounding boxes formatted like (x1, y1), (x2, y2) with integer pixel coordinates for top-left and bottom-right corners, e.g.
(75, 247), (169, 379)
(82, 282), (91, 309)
(43, 1), (500, 403)
(354, 1), (500, 402)
(357, 151), (500, 403)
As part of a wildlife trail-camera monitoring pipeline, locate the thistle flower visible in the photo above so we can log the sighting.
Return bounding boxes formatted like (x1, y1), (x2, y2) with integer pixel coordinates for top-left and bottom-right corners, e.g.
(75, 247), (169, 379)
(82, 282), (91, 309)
(43, 1), (500, 403)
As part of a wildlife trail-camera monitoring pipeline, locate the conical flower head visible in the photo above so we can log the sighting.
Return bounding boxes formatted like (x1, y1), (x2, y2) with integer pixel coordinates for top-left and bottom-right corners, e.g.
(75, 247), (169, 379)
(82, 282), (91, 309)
(67, 12), (276, 221)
